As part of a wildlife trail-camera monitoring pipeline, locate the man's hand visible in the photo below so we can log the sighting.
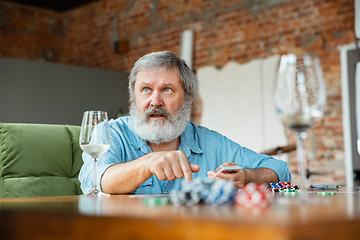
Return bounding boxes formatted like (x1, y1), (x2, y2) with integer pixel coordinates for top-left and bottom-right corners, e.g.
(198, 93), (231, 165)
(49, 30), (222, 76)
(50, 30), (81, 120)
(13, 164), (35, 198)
(146, 150), (200, 181)
(207, 162), (279, 189)
(101, 150), (200, 194)
(207, 162), (247, 189)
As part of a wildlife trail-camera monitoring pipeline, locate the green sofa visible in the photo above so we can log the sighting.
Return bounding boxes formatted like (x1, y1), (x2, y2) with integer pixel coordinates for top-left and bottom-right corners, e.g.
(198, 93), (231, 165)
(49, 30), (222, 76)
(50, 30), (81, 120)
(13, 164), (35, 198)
(0, 123), (84, 198)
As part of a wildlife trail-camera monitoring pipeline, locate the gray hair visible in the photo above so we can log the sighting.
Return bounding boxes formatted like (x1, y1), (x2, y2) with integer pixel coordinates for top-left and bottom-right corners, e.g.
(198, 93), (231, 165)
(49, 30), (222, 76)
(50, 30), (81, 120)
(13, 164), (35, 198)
(128, 51), (198, 104)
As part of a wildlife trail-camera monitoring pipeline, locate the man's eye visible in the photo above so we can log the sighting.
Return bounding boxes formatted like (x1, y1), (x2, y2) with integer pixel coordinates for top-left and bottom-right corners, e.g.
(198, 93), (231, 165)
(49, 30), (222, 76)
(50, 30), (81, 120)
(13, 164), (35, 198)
(142, 88), (150, 93)
(164, 88), (173, 93)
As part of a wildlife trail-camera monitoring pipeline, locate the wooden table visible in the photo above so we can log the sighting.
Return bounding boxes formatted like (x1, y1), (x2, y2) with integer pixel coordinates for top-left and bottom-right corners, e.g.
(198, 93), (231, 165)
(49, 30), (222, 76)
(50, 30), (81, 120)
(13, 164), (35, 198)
(0, 188), (360, 240)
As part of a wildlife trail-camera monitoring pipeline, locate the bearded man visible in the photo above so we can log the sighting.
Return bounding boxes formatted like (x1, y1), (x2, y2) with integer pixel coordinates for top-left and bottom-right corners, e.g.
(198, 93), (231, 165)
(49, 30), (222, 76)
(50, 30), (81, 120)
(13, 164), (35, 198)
(79, 51), (291, 194)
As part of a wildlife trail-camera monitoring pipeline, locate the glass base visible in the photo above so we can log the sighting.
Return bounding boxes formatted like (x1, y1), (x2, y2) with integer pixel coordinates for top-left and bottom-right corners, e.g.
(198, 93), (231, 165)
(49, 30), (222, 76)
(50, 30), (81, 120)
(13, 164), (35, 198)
(87, 188), (110, 197)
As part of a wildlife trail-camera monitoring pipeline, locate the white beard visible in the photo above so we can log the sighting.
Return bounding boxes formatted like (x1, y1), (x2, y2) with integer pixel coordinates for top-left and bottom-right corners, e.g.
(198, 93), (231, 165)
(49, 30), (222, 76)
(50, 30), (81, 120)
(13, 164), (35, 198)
(130, 101), (191, 145)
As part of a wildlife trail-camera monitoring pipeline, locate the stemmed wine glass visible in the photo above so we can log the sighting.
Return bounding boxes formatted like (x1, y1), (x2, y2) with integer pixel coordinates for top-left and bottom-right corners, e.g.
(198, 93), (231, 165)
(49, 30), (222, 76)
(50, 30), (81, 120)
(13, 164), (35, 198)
(273, 54), (327, 190)
(80, 111), (111, 196)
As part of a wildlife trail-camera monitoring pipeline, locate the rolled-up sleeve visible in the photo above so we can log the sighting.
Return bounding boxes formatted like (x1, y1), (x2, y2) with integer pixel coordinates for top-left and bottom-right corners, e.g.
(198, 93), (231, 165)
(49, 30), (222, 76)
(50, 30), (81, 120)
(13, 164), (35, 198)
(242, 147), (291, 182)
(217, 133), (291, 182)
(78, 124), (123, 194)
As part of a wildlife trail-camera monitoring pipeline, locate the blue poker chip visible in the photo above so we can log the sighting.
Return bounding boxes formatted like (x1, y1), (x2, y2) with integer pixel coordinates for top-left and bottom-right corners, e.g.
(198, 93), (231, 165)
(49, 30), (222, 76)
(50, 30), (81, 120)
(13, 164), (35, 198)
(269, 183), (282, 188)
(205, 179), (236, 205)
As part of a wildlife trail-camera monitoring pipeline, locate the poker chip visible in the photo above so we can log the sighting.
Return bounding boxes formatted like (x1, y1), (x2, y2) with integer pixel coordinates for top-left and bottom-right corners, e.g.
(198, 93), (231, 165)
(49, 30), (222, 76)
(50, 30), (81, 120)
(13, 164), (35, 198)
(269, 183), (283, 188)
(283, 192), (300, 196)
(271, 188), (281, 192)
(279, 182), (291, 186)
(235, 183), (274, 208)
(317, 192), (336, 196)
(279, 189), (299, 193)
(169, 191), (187, 206)
(169, 178), (236, 206)
(268, 181), (299, 192)
(143, 196), (170, 206)
(205, 178), (236, 205)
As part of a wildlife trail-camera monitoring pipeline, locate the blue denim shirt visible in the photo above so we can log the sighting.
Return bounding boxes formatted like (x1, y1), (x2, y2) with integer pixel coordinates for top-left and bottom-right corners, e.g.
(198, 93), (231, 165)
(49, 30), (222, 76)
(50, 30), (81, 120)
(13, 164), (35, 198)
(78, 116), (291, 194)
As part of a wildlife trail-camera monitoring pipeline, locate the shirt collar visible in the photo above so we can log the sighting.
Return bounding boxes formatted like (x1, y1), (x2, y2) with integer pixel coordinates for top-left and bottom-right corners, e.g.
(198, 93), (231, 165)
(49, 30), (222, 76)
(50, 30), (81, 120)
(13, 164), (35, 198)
(127, 118), (203, 156)
(127, 118), (152, 154)
(179, 122), (203, 157)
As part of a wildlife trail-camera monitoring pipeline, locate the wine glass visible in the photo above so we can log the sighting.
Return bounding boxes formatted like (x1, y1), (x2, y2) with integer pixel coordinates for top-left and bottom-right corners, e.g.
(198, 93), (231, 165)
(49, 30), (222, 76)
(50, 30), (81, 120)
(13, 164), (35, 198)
(80, 111), (111, 196)
(273, 54), (326, 190)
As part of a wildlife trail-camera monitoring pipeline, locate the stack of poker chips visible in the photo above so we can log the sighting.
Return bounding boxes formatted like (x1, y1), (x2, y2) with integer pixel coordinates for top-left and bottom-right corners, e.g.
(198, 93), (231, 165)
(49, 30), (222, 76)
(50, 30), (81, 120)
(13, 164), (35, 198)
(269, 182), (299, 192)
(235, 183), (274, 208)
(169, 178), (236, 206)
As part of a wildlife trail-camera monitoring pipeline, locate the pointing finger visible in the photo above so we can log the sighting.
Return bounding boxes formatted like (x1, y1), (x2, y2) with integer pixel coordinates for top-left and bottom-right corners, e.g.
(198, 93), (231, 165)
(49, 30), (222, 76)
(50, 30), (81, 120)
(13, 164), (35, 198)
(179, 152), (193, 181)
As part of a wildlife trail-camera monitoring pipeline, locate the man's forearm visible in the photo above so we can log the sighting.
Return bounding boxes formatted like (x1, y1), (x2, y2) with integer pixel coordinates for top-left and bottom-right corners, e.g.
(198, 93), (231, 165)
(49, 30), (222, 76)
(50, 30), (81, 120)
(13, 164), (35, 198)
(101, 157), (152, 194)
(243, 167), (279, 184)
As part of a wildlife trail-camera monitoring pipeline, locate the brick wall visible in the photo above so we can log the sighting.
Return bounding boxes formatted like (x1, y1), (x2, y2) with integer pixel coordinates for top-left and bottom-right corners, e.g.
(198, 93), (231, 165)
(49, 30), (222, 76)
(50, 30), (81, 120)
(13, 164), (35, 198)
(0, 2), (63, 61)
(0, 0), (355, 185)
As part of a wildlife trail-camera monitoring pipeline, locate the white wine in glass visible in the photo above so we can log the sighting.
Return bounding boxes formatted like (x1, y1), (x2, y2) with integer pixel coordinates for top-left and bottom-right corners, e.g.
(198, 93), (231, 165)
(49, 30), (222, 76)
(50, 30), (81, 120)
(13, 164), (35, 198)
(80, 111), (111, 196)
(274, 54), (326, 190)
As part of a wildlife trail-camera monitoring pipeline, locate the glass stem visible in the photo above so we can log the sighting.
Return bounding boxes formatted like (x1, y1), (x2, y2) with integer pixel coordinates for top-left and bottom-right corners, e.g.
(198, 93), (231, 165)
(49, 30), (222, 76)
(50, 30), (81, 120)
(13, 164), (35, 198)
(93, 158), (98, 192)
(296, 132), (307, 190)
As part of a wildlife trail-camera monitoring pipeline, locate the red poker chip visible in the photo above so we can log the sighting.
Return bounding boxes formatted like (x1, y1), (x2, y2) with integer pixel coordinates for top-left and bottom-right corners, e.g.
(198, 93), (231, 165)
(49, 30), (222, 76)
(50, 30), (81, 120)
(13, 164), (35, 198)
(280, 182), (291, 185)
(235, 183), (274, 208)
(279, 182), (291, 188)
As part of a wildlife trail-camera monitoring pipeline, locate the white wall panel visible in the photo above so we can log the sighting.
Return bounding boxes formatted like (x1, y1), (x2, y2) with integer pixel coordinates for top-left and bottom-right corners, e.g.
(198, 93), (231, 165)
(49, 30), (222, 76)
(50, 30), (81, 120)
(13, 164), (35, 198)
(197, 56), (287, 154)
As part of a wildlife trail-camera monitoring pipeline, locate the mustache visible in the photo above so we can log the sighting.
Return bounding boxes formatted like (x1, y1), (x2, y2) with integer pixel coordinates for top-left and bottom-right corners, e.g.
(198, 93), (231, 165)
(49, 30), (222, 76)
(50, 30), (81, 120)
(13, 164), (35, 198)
(145, 107), (170, 119)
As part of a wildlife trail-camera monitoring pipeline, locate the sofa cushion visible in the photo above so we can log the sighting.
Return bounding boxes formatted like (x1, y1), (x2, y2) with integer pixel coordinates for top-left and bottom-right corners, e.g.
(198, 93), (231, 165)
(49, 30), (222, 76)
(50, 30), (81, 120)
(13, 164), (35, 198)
(0, 123), (83, 198)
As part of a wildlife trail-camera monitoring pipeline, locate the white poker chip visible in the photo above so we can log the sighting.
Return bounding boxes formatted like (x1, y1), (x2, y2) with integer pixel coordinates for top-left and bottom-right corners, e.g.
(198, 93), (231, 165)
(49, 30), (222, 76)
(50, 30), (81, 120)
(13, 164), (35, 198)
(170, 178), (236, 206)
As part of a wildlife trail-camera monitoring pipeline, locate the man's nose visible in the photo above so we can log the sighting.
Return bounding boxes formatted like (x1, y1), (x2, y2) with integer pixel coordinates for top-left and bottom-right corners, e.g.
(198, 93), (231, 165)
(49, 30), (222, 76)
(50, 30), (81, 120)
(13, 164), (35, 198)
(150, 92), (163, 107)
